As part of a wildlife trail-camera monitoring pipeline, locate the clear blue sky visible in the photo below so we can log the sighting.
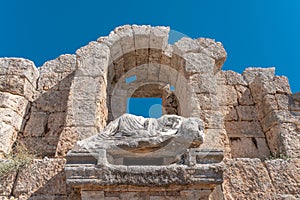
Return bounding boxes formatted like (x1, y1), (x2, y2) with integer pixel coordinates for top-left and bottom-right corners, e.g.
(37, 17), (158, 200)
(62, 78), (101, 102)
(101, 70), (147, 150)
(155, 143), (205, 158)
(0, 0), (299, 93)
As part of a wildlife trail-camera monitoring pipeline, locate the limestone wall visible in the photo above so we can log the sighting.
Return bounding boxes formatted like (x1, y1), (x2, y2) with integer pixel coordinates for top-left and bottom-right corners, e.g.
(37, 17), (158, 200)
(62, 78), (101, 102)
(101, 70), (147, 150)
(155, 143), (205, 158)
(0, 25), (299, 199)
(223, 158), (300, 199)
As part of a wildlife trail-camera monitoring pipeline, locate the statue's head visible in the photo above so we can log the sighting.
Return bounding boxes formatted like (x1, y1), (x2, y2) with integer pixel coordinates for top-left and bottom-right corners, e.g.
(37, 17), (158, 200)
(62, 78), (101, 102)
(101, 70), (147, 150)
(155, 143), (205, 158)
(178, 117), (204, 148)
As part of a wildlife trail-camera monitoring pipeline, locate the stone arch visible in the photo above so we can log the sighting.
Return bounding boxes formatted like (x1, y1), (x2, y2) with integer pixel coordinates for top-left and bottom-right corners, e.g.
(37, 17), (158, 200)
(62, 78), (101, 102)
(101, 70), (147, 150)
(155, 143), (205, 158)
(67, 25), (227, 141)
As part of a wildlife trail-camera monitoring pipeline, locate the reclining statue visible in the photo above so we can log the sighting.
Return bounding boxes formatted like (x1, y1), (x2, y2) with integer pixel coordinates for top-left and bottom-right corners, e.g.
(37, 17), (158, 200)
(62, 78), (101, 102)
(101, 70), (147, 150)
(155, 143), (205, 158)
(73, 114), (205, 165)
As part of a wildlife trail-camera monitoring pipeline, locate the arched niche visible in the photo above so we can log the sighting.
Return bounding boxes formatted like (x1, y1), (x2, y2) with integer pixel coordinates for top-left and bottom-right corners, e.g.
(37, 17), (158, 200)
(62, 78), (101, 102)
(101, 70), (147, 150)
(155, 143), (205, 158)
(67, 25), (226, 139)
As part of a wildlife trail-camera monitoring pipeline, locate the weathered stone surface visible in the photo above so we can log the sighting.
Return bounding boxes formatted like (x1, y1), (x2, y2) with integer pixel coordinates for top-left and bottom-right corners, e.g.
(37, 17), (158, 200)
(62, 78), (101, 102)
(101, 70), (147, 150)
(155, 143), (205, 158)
(200, 129), (230, 157)
(0, 58), (39, 87)
(261, 110), (295, 132)
(225, 70), (247, 86)
(23, 112), (47, 137)
(132, 25), (151, 50)
(0, 92), (28, 117)
(223, 158), (275, 199)
(33, 91), (69, 112)
(220, 106), (238, 121)
(235, 85), (255, 106)
(267, 123), (300, 157)
(13, 158), (66, 197)
(236, 105), (257, 121)
(200, 110), (224, 129)
(184, 53), (215, 74)
(225, 121), (264, 137)
(196, 93), (219, 111)
(218, 85), (238, 106)
(0, 76), (37, 101)
(1, 25), (299, 199)
(256, 94), (278, 121)
(173, 37), (200, 55)
(114, 25), (135, 55)
(0, 122), (19, 156)
(55, 126), (97, 157)
(190, 73), (217, 94)
(229, 137), (270, 159)
(197, 38), (227, 69)
(38, 54), (76, 91)
(242, 67), (275, 84)
(0, 168), (17, 196)
(265, 158), (300, 195)
(273, 76), (292, 95)
(250, 75), (277, 102)
(149, 26), (169, 50)
(76, 41), (110, 77)
(0, 108), (23, 131)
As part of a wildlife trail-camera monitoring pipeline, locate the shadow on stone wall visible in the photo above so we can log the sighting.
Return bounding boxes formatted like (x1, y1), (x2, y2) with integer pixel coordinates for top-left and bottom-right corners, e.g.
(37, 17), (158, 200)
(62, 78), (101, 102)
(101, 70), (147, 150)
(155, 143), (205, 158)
(17, 72), (75, 158)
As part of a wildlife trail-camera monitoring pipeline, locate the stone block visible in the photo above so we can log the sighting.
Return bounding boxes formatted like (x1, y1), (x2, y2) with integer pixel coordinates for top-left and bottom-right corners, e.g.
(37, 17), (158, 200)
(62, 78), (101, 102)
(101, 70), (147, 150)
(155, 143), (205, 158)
(173, 37), (200, 56)
(66, 98), (100, 127)
(46, 112), (66, 136)
(71, 76), (105, 100)
(28, 171), (67, 196)
(265, 158), (300, 195)
(196, 93), (219, 111)
(123, 51), (137, 72)
(13, 158), (66, 197)
(273, 76), (291, 95)
(183, 53), (215, 74)
(33, 90), (69, 112)
(200, 110), (224, 129)
(242, 67), (275, 84)
(0, 92), (28, 117)
(280, 123), (300, 157)
(261, 110), (295, 132)
(229, 137), (270, 159)
(161, 45), (172, 66)
(200, 129), (229, 151)
(223, 158), (275, 199)
(225, 121), (264, 137)
(0, 169), (17, 196)
(197, 38), (227, 70)
(149, 49), (162, 64)
(275, 94), (290, 110)
(158, 64), (170, 83)
(0, 59), (9, 75)
(255, 94), (278, 121)
(249, 76), (277, 102)
(236, 105), (257, 121)
(97, 32), (122, 62)
(81, 190), (104, 199)
(56, 126), (98, 157)
(23, 112), (48, 137)
(135, 49), (149, 66)
(0, 108), (23, 131)
(189, 74), (217, 94)
(0, 75), (37, 101)
(217, 85), (238, 106)
(38, 54), (76, 91)
(147, 63), (160, 81)
(235, 85), (254, 106)
(220, 106), (238, 121)
(225, 70), (247, 86)
(115, 25), (135, 55)
(0, 58), (39, 87)
(76, 41), (110, 77)
(180, 189), (212, 200)
(149, 26), (169, 50)
(132, 25), (151, 50)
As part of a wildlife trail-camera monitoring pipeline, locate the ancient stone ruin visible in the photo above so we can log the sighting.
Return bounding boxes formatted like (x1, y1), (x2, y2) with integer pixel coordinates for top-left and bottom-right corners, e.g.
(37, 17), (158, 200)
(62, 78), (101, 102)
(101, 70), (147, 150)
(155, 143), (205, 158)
(0, 25), (299, 199)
